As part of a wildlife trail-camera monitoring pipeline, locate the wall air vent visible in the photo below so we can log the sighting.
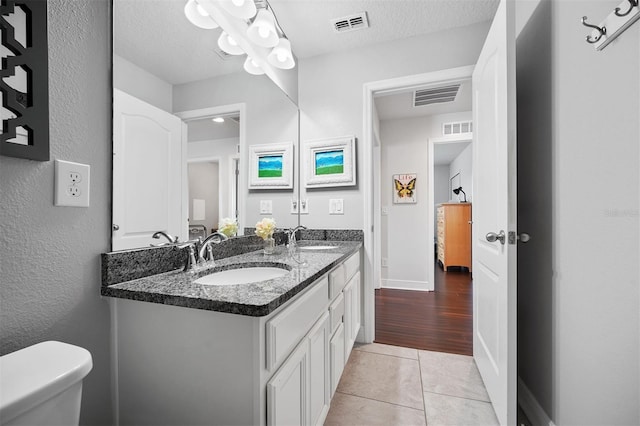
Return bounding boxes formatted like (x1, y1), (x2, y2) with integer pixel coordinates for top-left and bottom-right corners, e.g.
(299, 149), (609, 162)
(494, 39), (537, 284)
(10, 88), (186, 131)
(443, 120), (473, 136)
(331, 12), (369, 33)
(413, 84), (461, 107)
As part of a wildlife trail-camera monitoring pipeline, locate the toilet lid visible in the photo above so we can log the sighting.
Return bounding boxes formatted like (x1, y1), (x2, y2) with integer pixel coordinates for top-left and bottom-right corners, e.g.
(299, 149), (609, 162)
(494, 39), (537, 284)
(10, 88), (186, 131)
(0, 341), (93, 422)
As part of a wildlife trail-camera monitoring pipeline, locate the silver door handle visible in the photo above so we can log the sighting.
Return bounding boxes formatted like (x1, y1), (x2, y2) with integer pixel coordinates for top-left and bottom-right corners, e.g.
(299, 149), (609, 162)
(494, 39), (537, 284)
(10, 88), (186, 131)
(486, 230), (506, 245)
(112, 224), (120, 231)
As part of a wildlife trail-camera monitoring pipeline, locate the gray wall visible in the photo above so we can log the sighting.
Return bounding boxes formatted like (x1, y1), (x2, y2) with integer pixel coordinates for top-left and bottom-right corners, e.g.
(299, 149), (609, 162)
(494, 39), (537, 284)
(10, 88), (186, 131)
(0, 1), (112, 424)
(188, 161), (220, 233)
(517, 0), (639, 424)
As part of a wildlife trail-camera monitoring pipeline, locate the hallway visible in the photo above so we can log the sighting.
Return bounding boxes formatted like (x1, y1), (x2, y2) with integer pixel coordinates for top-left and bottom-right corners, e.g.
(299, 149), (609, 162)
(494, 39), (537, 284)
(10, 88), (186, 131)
(374, 263), (473, 355)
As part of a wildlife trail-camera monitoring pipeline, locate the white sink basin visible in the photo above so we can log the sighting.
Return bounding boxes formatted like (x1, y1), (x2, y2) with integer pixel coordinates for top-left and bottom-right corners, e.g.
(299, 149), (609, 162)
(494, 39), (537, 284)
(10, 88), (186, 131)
(195, 267), (289, 286)
(298, 245), (339, 251)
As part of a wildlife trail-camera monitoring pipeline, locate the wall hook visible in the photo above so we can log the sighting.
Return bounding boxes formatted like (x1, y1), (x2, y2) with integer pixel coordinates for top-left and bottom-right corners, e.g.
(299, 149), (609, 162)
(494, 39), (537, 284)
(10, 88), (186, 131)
(614, 0), (638, 17)
(581, 16), (606, 43)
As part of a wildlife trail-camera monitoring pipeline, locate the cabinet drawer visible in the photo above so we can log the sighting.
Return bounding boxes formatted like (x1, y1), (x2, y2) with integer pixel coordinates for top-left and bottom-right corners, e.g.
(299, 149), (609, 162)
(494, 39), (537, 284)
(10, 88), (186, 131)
(343, 252), (359, 282)
(329, 265), (346, 299)
(329, 292), (344, 334)
(266, 276), (329, 371)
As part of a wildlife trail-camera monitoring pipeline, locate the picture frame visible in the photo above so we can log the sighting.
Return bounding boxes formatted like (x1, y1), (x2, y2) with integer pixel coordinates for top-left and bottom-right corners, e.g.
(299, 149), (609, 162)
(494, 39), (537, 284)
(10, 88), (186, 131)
(248, 142), (294, 189)
(303, 135), (356, 188)
(393, 173), (417, 204)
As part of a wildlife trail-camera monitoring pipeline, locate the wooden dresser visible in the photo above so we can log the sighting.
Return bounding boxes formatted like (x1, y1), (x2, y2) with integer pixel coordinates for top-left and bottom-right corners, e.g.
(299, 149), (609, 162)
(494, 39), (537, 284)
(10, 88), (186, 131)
(437, 203), (472, 271)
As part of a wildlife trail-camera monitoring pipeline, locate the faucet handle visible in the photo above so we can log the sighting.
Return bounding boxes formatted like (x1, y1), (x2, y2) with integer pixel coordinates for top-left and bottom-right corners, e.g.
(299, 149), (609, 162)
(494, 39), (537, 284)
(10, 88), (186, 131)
(175, 242), (197, 272)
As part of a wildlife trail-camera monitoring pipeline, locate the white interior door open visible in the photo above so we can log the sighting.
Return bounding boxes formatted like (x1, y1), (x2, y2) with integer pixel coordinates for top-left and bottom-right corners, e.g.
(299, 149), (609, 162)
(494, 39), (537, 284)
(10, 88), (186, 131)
(471, 0), (517, 425)
(112, 89), (185, 250)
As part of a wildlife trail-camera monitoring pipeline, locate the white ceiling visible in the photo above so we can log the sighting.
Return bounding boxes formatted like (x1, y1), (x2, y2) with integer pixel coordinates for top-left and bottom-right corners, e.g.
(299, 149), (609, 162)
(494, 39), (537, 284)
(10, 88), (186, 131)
(433, 141), (470, 166)
(114, 0), (499, 86)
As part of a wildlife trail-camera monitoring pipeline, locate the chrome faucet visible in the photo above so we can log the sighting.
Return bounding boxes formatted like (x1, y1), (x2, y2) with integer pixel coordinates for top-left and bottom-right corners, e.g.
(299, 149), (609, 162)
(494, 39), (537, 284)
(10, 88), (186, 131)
(198, 231), (228, 263)
(286, 226), (307, 249)
(175, 241), (198, 272)
(152, 231), (179, 245)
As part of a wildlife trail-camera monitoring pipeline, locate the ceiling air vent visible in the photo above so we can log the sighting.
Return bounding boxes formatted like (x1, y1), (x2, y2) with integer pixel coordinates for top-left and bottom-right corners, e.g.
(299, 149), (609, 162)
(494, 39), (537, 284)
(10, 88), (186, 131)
(331, 12), (369, 33)
(413, 84), (461, 107)
(213, 46), (234, 61)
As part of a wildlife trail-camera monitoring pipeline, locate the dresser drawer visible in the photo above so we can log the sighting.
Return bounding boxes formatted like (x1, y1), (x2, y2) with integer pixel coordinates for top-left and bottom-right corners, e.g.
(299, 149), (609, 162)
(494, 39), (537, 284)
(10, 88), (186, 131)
(329, 265), (346, 299)
(266, 276), (330, 371)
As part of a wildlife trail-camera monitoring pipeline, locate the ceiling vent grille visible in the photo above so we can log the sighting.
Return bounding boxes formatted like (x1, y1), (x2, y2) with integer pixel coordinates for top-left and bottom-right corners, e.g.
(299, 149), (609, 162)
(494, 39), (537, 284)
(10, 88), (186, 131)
(443, 120), (473, 136)
(213, 46), (234, 61)
(413, 84), (461, 107)
(331, 12), (369, 33)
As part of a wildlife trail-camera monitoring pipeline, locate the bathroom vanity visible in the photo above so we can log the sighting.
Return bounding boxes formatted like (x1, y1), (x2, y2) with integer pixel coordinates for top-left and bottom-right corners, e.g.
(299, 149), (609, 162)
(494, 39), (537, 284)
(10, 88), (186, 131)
(102, 241), (361, 426)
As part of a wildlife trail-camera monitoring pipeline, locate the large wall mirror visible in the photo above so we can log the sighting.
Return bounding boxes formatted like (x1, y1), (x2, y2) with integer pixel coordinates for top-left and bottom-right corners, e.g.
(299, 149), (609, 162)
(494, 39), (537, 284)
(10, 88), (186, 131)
(112, 0), (300, 251)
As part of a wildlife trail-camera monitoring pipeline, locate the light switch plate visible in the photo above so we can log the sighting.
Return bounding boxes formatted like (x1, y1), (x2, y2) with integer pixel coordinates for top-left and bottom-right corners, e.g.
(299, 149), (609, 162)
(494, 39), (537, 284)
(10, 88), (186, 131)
(260, 200), (273, 214)
(329, 198), (343, 215)
(300, 198), (309, 214)
(290, 199), (299, 214)
(54, 159), (90, 207)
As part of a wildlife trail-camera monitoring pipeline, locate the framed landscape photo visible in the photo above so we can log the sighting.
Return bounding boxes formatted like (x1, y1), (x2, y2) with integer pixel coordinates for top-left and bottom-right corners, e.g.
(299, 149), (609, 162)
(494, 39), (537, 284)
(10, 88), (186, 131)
(248, 142), (294, 189)
(393, 173), (417, 204)
(303, 135), (356, 188)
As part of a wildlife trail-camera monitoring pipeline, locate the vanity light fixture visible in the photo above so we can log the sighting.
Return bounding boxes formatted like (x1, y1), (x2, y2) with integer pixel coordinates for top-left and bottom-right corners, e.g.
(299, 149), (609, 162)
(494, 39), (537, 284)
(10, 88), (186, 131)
(247, 9), (279, 47)
(218, 31), (245, 55)
(267, 37), (295, 69)
(219, 0), (257, 20)
(184, 0), (219, 29)
(243, 56), (265, 75)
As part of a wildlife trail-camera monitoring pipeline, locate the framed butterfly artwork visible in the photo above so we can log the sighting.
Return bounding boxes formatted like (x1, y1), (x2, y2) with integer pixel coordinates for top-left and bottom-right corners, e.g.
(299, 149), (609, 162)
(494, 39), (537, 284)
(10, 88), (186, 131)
(393, 173), (417, 204)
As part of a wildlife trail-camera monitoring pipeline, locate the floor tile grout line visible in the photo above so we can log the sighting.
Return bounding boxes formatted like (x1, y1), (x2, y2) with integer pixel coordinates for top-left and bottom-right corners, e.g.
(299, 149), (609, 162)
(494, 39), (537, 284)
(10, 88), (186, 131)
(417, 351), (429, 425)
(334, 390), (425, 413)
(422, 389), (492, 404)
(354, 346), (419, 361)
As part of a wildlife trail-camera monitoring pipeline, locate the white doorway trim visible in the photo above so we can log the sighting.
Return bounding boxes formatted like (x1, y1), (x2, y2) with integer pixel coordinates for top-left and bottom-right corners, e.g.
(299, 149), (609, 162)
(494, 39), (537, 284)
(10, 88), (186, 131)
(362, 65), (475, 343)
(175, 103), (246, 234)
(427, 134), (473, 289)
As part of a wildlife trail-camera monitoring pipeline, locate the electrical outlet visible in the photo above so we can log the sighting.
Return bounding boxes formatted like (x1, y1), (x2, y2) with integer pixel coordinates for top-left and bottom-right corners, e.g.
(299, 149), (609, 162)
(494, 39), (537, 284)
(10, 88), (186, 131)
(55, 159), (90, 207)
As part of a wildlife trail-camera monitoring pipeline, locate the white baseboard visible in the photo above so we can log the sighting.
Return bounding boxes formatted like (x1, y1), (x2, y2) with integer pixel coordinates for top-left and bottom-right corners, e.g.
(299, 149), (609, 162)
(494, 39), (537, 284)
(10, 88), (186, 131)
(381, 278), (432, 291)
(518, 376), (555, 426)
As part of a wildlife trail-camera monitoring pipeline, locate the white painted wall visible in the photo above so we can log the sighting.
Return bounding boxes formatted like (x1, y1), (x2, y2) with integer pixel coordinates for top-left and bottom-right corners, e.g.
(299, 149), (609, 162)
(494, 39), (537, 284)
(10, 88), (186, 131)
(449, 144), (472, 202)
(174, 72), (299, 231)
(113, 54), (172, 112)
(188, 162), (219, 234)
(379, 112), (472, 290)
(188, 137), (239, 222)
(517, 0), (639, 424)
(298, 21), (491, 230)
(0, 1), (112, 424)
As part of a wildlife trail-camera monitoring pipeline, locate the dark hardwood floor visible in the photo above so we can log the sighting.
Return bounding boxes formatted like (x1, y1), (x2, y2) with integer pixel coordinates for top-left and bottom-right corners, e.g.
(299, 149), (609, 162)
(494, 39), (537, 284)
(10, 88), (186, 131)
(374, 262), (473, 356)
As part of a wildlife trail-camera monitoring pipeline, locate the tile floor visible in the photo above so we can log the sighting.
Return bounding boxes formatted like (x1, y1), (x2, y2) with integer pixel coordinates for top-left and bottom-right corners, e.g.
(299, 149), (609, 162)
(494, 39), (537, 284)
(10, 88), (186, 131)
(324, 343), (499, 426)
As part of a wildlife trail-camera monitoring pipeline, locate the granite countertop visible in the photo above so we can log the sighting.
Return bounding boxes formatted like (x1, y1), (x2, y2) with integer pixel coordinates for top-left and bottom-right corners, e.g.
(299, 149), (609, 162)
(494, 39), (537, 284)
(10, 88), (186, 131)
(101, 240), (362, 317)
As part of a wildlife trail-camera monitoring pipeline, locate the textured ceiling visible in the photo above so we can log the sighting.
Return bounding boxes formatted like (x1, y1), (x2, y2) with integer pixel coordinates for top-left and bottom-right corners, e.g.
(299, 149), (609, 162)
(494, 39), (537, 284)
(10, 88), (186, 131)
(270, 0), (499, 59)
(114, 0), (499, 85)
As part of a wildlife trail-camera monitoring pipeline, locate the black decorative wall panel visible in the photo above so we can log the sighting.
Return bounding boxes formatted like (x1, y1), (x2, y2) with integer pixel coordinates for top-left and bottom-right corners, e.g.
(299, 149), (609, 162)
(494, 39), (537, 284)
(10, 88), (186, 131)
(1, 0), (49, 161)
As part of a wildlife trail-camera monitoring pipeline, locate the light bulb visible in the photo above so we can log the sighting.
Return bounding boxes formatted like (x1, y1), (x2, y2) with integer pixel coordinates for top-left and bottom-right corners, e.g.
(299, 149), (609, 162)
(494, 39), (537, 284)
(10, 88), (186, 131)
(228, 36), (237, 46)
(258, 25), (270, 39)
(276, 51), (287, 62)
(231, 0), (244, 6)
(196, 4), (208, 16)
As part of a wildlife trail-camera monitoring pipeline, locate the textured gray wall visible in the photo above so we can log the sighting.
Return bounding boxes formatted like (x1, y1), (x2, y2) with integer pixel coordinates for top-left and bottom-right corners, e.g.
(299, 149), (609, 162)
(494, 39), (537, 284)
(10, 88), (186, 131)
(0, 1), (113, 424)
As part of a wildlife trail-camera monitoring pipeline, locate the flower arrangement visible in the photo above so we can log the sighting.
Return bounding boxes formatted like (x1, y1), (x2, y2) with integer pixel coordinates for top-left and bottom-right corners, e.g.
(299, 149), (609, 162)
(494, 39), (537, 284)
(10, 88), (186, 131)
(255, 217), (276, 240)
(218, 217), (238, 238)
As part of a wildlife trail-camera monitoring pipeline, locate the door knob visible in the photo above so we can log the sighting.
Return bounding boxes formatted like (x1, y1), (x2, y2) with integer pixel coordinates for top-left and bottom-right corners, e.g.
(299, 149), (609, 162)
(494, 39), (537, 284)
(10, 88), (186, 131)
(112, 224), (120, 231)
(486, 230), (506, 245)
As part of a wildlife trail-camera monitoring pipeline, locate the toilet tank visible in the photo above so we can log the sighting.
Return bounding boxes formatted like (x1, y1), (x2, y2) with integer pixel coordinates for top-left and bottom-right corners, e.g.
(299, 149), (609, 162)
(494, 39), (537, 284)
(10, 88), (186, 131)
(0, 341), (93, 426)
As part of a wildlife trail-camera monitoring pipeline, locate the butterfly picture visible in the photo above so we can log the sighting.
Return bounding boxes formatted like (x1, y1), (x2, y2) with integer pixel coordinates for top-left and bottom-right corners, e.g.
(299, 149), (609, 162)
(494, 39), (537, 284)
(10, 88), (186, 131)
(393, 174), (417, 204)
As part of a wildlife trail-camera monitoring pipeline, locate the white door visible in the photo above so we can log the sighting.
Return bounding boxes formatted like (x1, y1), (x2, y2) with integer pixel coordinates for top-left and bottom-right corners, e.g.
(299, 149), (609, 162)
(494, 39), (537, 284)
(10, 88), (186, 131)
(471, 0), (517, 425)
(113, 89), (185, 250)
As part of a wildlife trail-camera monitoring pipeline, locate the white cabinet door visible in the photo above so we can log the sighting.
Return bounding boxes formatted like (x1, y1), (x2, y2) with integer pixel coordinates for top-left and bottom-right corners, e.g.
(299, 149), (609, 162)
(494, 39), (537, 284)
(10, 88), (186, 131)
(308, 313), (330, 426)
(330, 323), (345, 398)
(343, 270), (361, 358)
(267, 340), (308, 426)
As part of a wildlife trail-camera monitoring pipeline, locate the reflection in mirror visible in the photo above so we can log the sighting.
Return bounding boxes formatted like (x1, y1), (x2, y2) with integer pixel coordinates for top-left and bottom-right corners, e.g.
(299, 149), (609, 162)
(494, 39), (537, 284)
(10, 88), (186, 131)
(112, 0), (299, 251)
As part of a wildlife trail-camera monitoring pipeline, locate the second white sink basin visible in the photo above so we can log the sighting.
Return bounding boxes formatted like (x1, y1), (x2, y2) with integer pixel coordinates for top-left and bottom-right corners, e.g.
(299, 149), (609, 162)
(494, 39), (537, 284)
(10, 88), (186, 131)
(195, 266), (289, 286)
(298, 245), (338, 251)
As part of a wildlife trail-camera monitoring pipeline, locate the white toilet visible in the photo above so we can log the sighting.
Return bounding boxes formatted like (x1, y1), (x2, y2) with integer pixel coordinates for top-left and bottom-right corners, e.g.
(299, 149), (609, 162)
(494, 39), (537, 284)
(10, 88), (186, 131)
(0, 341), (93, 426)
